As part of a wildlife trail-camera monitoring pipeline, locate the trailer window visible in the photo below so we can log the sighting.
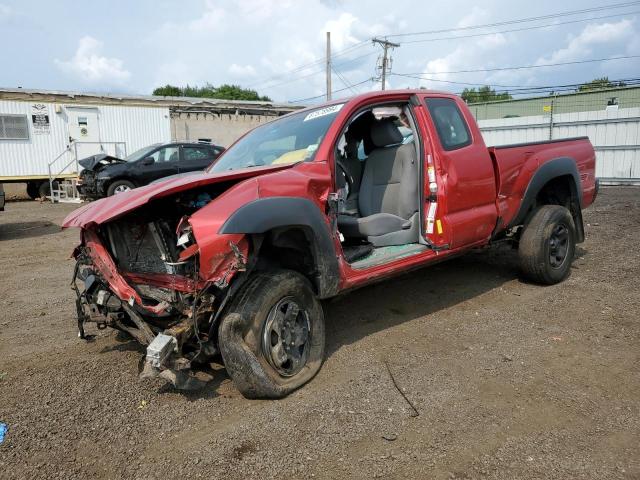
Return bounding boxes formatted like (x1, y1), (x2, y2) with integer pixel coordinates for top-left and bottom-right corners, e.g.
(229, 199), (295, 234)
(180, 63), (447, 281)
(425, 98), (471, 151)
(0, 114), (30, 140)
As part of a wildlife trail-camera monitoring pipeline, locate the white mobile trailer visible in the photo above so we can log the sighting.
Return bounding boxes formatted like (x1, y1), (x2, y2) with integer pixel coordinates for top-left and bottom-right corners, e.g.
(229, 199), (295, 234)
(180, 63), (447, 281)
(0, 88), (172, 198)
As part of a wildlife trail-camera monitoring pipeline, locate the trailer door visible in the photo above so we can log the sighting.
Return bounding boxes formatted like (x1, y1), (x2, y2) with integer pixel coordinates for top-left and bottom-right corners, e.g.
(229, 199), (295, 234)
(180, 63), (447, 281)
(66, 107), (102, 160)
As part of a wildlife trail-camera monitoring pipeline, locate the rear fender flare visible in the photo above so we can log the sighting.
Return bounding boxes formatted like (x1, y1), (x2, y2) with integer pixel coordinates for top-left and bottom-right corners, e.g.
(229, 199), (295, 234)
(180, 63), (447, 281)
(219, 196), (340, 298)
(510, 156), (584, 242)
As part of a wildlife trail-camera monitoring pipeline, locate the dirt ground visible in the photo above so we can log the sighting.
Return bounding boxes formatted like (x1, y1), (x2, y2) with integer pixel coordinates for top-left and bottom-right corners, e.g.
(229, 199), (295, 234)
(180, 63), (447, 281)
(0, 187), (638, 480)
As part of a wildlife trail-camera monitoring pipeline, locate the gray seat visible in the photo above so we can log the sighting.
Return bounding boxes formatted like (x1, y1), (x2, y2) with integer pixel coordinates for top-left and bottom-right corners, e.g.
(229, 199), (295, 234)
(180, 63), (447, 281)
(338, 118), (419, 247)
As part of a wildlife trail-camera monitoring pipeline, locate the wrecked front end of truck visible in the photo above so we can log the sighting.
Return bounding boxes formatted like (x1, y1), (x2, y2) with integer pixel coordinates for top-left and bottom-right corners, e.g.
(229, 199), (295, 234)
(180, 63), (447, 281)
(67, 179), (250, 389)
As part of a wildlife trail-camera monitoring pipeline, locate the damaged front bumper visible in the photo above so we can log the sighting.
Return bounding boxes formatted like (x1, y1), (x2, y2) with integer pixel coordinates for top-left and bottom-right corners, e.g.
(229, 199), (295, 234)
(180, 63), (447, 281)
(72, 220), (247, 390)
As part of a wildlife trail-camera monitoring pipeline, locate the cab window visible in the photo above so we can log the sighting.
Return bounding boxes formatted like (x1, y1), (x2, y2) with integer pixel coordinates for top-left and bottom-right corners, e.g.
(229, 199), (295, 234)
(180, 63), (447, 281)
(425, 98), (471, 151)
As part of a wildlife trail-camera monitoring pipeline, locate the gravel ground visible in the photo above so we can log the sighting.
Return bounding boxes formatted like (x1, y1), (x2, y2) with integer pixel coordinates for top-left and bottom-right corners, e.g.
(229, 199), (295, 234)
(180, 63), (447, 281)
(0, 187), (638, 479)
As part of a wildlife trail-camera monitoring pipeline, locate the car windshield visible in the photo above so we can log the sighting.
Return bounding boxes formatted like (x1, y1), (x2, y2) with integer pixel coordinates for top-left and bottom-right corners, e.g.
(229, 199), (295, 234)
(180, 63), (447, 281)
(125, 145), (159, 162)
(208, 104), (344, 172)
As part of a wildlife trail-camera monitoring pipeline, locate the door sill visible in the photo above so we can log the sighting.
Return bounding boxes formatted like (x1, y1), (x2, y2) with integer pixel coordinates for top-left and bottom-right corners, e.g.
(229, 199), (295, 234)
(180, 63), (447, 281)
(348, 243), (428, 270)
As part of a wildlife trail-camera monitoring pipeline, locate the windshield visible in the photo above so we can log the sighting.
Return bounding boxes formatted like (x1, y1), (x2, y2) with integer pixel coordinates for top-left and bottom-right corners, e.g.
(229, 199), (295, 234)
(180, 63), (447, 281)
(125, 145), (160, 162)
(208, 104), (344, 172)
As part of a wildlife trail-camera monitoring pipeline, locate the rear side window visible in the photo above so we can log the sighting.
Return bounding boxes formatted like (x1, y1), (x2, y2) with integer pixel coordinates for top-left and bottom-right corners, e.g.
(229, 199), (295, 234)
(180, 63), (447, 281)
(183, 146), (210, 161)
(425, 98), (471, 151)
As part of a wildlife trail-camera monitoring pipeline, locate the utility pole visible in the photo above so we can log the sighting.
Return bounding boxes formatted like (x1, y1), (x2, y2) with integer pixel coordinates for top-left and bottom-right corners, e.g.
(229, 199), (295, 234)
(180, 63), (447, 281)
(372, 37), (400, 90)
(326, 31), (332, 100)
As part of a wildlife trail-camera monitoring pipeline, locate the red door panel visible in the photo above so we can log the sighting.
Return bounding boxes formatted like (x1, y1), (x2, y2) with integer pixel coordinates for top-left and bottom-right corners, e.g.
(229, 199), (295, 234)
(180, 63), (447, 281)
(418, 95), (498, 248)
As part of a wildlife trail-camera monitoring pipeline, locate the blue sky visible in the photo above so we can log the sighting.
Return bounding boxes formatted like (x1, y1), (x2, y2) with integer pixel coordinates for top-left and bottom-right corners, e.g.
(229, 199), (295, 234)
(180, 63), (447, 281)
(0, 0), (638, 103)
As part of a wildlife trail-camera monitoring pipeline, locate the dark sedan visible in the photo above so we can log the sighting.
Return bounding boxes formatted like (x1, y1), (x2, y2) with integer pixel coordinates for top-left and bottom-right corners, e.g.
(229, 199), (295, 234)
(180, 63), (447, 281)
(78, 142), (224, 198)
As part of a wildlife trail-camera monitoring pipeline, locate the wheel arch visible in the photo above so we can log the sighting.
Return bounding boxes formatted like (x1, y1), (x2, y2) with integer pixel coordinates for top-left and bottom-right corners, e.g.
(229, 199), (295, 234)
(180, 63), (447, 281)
(219, 196), (340, 298)
(510, 157), (585, 243)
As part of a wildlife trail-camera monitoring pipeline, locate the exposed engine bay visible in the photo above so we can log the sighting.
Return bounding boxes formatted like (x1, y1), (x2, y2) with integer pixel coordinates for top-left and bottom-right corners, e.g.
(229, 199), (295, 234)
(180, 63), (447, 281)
(71, 184), (247, 389)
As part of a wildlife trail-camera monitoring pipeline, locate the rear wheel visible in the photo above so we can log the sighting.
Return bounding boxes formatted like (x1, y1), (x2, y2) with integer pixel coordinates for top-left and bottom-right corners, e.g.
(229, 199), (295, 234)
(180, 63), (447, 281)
(107, 180), (135, 196)
(26, 182), (39, 200)
(518, 205), (576, 285)
(218, 270), (325, 399)
(37, 180), (58, 199)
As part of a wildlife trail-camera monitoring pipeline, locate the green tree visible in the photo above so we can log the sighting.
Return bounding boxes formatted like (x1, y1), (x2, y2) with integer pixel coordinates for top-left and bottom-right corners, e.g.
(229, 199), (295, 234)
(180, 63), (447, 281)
(577, 77), (626, 92)
(152, 83), (271, 101)
(152, 84), (182, 96)
(461, 85), (512, 103)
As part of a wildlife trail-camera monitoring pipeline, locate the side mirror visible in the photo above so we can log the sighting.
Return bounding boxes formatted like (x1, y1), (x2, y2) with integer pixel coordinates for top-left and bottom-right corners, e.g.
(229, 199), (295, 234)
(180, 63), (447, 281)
(141, 157), (154, 165)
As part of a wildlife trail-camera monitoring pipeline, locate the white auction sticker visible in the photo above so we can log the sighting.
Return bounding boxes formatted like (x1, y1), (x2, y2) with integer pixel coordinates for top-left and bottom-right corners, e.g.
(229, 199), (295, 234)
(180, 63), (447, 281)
(304, 104), (344, 122)
(427, 202), (437, 220)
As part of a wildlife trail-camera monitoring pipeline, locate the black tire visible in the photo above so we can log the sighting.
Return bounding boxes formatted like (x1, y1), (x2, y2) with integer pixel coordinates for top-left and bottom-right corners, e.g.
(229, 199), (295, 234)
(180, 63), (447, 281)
(37, 180), (58, 199)
(26, 182), (39, 200)
(106, 180), (135, 196)
(518, 205), (576, 285)
(218, 270), (325, 399)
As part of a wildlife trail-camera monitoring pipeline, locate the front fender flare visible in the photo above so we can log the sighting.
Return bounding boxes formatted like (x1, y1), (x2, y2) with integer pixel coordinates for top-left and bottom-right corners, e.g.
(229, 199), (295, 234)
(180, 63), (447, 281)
(219, 196), (340, 298)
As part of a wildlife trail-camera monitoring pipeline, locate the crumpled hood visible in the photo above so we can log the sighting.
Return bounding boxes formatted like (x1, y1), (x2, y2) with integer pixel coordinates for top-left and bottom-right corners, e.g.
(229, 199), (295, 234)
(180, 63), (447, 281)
(62, 163), (293, 228)
(78, 153), (126, 171)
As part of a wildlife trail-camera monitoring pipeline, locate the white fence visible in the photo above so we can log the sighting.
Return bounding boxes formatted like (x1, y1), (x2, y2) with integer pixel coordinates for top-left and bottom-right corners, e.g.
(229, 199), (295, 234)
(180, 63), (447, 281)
(478, 107), (640, 185)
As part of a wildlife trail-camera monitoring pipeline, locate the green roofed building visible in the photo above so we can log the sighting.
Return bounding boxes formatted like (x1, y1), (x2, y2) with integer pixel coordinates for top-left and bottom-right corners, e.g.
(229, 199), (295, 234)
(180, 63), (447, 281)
(467, 85), (640, 120)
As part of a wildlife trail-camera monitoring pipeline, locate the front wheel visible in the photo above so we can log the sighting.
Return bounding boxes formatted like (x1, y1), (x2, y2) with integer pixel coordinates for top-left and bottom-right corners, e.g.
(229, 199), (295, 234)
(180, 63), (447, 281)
(219, 270), (325, 399)
(518, 205), (576, 285)
(106, 180), (135, 196)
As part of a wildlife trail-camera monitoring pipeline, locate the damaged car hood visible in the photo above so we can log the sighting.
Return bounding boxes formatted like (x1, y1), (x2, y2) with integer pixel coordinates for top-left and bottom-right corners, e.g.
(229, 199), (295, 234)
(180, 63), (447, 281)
(63, 163), (294, 228)
(78, 153), (126, 171)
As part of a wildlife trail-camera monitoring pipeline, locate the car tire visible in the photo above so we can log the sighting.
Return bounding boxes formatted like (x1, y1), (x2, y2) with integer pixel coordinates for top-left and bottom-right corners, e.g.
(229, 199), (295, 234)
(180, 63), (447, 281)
(37, 180), (58, 199)
(106, 180), (135, 196)
(218, 270), (325, 399)
(27, 182), (39, 200)
(518, 205), (576, 285)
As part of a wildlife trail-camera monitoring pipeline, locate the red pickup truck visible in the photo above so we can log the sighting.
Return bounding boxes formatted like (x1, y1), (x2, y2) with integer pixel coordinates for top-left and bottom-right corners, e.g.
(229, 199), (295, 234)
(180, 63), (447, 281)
(63, 90), (598, 398)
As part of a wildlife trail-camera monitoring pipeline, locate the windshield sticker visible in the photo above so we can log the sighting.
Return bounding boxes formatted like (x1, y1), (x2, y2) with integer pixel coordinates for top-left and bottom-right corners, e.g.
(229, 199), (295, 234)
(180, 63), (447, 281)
(304, 104), (344, 122)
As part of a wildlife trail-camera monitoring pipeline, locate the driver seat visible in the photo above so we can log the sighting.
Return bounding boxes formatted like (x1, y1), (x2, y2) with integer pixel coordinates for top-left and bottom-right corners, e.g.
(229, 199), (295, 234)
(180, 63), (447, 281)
(338, 118), (419, 247)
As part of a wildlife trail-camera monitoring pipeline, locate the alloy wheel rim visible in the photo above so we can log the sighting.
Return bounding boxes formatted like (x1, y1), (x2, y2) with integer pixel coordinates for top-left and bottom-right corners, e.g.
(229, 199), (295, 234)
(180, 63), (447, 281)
(549, 223), (569, 268)
(261, 296), (311, 377)
(114, 185), (131, 194)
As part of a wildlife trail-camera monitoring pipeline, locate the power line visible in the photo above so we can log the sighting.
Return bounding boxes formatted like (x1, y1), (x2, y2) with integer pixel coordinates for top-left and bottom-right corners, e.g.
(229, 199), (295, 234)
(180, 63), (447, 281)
(460, 78), (640, 96)
(391, 72), (539, 88)
(288, 78), (373, 104)
(255, 50), (378, 92)
(392, 72), (640, 93)
(400, 11), (640, 45)
(245, 40), (371, 88)
(394, 55), (640, 76)
(331, 65), (359, 94)
(384, 1), (640, 38)
(256, 2), (639, 90)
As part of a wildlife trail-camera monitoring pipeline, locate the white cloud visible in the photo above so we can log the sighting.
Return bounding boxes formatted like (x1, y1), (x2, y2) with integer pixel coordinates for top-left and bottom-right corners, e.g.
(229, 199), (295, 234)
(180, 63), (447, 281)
(413, 8), (514, 90)
(0, 3), (12, 21)
(537, 19), (635, 64)
(456, 6), (489, 29)
(55, 36), (130, 85)
(229, 63), (257, 77)
(189, 1), (226, 32)
(236, 0), (294, 21)
(323, 13), (360, 50)
(152, 61), (199, 89)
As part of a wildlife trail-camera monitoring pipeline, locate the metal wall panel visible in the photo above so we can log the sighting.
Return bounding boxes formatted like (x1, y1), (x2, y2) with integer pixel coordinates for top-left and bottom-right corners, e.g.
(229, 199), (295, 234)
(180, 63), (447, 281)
(0, 100), (171, 179)
(479, 107), (640, 184)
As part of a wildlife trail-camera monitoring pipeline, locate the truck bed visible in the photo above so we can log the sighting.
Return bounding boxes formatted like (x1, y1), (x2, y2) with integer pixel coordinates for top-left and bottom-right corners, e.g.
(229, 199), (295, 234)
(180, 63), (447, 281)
(489, 136), (597, 228)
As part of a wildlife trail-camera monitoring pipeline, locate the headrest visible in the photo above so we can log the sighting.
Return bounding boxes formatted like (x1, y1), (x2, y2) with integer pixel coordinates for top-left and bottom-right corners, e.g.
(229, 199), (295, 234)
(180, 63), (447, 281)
(370, 118), (403, 148)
